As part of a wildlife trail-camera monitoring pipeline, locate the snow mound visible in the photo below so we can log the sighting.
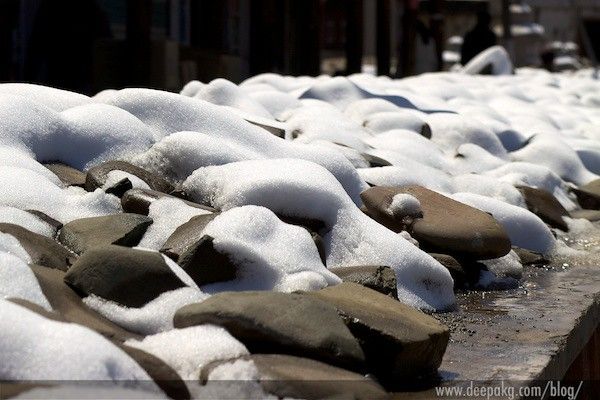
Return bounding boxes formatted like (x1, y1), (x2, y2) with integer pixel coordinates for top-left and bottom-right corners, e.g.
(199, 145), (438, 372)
(183, 159), (454, 310)
(388, 193), (422, 217)
(0, 234), (51, 310)
(0, 166), (121, 223)
(100, 89), (366, 202)
(125, 325), (249, 380)
(0, 83), (90, 111)
(0, 299), (159, 390)
(202, 205), (341, 292)
(0, 206), (56, 237)
(452, 192), (555, 256)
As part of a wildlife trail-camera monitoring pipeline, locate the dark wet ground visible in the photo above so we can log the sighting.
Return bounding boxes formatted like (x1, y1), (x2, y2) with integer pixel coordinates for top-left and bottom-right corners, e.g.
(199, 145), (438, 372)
(395, 219), (600, 398)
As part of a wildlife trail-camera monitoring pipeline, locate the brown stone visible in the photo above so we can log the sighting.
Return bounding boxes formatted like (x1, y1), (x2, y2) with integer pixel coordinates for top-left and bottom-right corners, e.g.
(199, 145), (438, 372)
(361, 185), (511, 259)
(58, 213), (152, 254)
(329, 265), (398, 299)
(572, 179), (600, 210)
(517, 185), (569, 231)
(43, 162), (86, 187)
(161, 214), (218, 260)
(121, 188), (216, 216)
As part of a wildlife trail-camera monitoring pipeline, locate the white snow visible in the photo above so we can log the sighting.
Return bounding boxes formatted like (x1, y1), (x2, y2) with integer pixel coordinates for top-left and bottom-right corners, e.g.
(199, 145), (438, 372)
(137, 197), (212, 250)
(0, 206), (56, 237)
(0, 299), (160, 391)
(125, 325), (249, 380)
(183, 160), (454, 310)
(451, 192), (555, 256)
(388, 193), (422, 217)
(0, 234), (51, 310)
(0, 166), (121, 223)
(201, 205), (340, 293)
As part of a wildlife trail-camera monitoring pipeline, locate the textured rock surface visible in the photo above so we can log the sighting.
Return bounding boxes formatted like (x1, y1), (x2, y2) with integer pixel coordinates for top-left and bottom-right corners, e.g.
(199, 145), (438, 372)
(0, 223), (76, 271)
(361, 185), (512, 259)
(174, 291), (366, 371)
(308, 282), (450, 386)
(58, 213), (152, 254)
(64, 245), (186, 308)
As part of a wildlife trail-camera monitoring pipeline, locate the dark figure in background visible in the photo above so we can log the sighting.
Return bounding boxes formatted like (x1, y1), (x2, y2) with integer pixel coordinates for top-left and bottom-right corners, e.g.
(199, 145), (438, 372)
(0, 0), (19, 81)
(461, 11), (497, 65)
(25, 0), (111, 94)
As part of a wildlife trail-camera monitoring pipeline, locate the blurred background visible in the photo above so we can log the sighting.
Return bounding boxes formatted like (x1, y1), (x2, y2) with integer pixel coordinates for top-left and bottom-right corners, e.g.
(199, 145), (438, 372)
(0, 0), (599, 95)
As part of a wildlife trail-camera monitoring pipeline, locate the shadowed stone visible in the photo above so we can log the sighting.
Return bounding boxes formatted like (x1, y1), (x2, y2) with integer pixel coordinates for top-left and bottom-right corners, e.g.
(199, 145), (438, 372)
(64, 245), (186, 308)
(572, 179), (600, 210)
(176, 235), (237, 286)
(160, 214), (218, 260)
(329, 265), (398, 299)
(517, 185), (569, 231)
(43, 162), (86, 187)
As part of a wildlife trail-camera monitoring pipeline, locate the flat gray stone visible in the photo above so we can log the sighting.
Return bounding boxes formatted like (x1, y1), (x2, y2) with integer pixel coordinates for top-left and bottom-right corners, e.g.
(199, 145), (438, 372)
(64, 245), (186, 308)
(201, 354), (388, 400)
(361, 185), (511, 260)
(0, 223), (76, 271)
(308, 282), (450, 387)
(174, 291), (366, 371)
(329, 265), (398, 299)
(58, 213), (152, 254)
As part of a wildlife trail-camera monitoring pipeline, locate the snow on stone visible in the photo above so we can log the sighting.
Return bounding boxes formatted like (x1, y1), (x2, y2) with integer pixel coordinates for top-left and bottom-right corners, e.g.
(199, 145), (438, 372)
(138, 197), (212, 250)
(0, 167), (121, 223)
(97, 88), (366, 203)
(202, 205), (340, 292)
(0, 234), (51, 310)
(0, 83), (90, 111)
(125, 325), (249, 380)
(103, 170), (151, 191)
(451, 192), (555, 256)
(0, 299), (160, 391)
(0, 206), (56, 237)
(183, 160), (454, 310)
(84, 287), (209, 336)
(388, 193), (422, 217)
(462, 46), (513, 76)
(0, 146), (62, 186)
